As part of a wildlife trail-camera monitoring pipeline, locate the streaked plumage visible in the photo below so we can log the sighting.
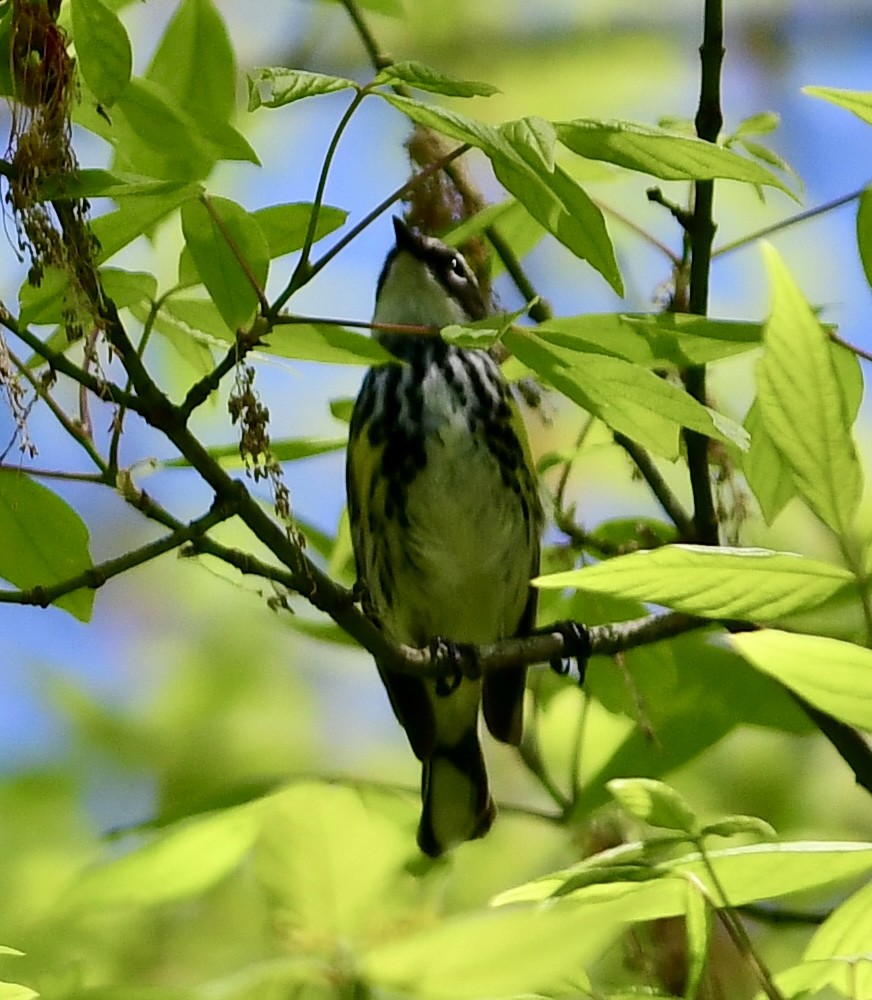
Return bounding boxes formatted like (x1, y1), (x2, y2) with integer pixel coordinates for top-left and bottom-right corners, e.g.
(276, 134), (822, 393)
(346, 218), (542, 856)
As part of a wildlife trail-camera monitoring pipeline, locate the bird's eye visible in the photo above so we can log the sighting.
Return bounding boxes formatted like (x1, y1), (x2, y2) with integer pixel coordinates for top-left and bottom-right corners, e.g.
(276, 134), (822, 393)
(448, 255), (466, 278)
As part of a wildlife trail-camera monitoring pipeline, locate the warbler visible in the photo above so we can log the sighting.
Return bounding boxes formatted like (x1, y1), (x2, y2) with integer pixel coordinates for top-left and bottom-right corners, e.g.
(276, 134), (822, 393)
(346, 217), (542, 856)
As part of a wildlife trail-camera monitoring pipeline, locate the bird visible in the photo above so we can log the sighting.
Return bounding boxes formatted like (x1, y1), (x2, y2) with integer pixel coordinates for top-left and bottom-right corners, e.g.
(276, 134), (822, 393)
(346, 216), (542, 856)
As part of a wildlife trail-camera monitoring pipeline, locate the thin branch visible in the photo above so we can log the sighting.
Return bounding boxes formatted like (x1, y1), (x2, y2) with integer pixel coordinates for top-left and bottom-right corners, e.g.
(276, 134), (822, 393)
(6, 345), (110, 474)
(269, 87), (368, 318)
(713, 187), (866, 259)
(0, 308), (140, 413)
(829, 328), (872, 365)
(613, 431), (695, 539)
(596, 195), (682, 265)
(0, 463), (103, 483)
(339, 0), (393, 70)
(0, 501), (236, 609)
(302, 142), (470, 287)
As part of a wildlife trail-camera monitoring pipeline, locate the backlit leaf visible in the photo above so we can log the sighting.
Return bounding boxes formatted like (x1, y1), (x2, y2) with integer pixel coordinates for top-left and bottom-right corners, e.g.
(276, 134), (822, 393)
(556, 119), (792, 193)
(803, 86), (872, 126)
(731, 630), (872, 730)
(181, 197), (270, 330)
(0, 472), (93, 621)
(71, 0), (132, 106)
(374, 61), (498, 97)
(534, 545), (853, 622)
(757, 245), (862, 537)
(857, 186), (872, 291)
(246, 68), (356, 110)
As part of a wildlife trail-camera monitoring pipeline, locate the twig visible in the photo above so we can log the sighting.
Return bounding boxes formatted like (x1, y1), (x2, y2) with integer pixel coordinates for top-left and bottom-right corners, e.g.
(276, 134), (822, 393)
(0, 308), (140, 414)
(6, 346), (110, 474)
(713, 187), (865, 259)
(0, 463), (103, 483)
(613, 431), (695, 539)
(0, 500), (237, 609)
(270, 88), (368, 317)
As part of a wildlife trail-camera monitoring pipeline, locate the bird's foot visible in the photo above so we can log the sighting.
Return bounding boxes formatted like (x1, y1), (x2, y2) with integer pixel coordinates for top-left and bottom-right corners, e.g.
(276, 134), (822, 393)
(430, 637), (475, 696)
(541, 620), (590, 685)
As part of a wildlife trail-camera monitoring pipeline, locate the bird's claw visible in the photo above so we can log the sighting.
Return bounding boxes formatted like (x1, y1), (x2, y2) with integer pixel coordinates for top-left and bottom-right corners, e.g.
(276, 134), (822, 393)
(546, 620), (590, 686)
(431, 637), (469, 696)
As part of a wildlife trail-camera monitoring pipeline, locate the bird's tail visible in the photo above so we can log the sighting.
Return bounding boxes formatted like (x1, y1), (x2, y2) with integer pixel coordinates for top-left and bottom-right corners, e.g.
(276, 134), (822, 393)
(417, 727), (496, 857)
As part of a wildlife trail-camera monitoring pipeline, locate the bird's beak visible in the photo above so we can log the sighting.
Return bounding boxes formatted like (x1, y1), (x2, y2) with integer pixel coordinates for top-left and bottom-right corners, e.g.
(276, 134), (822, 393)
(392, 216), (422, 255)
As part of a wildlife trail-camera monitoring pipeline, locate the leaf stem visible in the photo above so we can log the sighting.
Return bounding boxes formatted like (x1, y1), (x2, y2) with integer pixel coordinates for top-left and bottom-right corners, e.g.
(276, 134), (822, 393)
(713, 186), (866, 259)
(270, 87), (368, 318)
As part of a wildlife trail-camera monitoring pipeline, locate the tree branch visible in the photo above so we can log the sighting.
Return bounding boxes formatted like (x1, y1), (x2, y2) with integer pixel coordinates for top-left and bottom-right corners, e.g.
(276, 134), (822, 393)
(614, 432), (695, 539)
(683, 0), (725, 547)
(0, 500), (236, 609)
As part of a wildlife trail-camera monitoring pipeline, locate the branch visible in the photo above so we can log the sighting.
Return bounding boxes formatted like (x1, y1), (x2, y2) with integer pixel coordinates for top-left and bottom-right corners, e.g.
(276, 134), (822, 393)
(683, 0), (725, 547)
(613, 432), (695, 539)
(6, 345), (110, 474)
(713, 186), (865, 259)
(0, 307), (141, 414)
(0, 500), (236, 609)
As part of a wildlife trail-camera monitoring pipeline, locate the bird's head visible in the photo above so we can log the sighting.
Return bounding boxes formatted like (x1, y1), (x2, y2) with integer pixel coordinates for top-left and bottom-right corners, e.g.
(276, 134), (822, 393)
(372, 217), (487, 337)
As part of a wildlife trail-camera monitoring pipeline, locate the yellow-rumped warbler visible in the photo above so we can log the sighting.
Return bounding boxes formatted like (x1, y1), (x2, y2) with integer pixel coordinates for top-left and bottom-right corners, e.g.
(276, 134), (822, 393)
(346, 218), (542, 856)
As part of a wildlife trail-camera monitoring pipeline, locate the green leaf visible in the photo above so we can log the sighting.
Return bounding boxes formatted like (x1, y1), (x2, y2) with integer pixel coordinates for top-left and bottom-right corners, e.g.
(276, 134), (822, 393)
(731, 630), (872, 730)
(495, 840), (872, 910)
(374, 60), (498, 97)
(701, 815), (778, 841)
(683, 880), (711, 1000)
(362, 906), (603, 1000)
(742, 399), (797, 525)
(128, 300), (215, 378)
(733, 111), (780, 137)
(254, 783), (414, 938)
(500, 116), (557, 172)
(608, 778), (699, 834)
(65, 806), (259, 909)
(378, 93), (623, 293)
(534, 545), (854, 622)
(101, 269), (159, 309)
(146, 0), (235, 123)
(96, 76), (257, 182)
(0, 472), (93, 621)
(556, 119), (792, 193)
(330, 397), (355, 423)
(246, 68), (356, 110)
(540, 312), (764, 367)
(253, 203), (348, 258)
(257, 324), (393, 365)
(503, 329), (748, 459)
(178, 203), (347, 285)
(181, 197), (270, 330)
(0, 983), (38, 1000)
(161, 437), (346, 469)
(803, 85), (872, 126)
(857, 186), (872, 291)
(70, 0), (132, 106)
(492, 157), (622, 294)
(757, 245), (862, 537)
(91, 183), (202, 262)
(793, 879), (872, 995)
